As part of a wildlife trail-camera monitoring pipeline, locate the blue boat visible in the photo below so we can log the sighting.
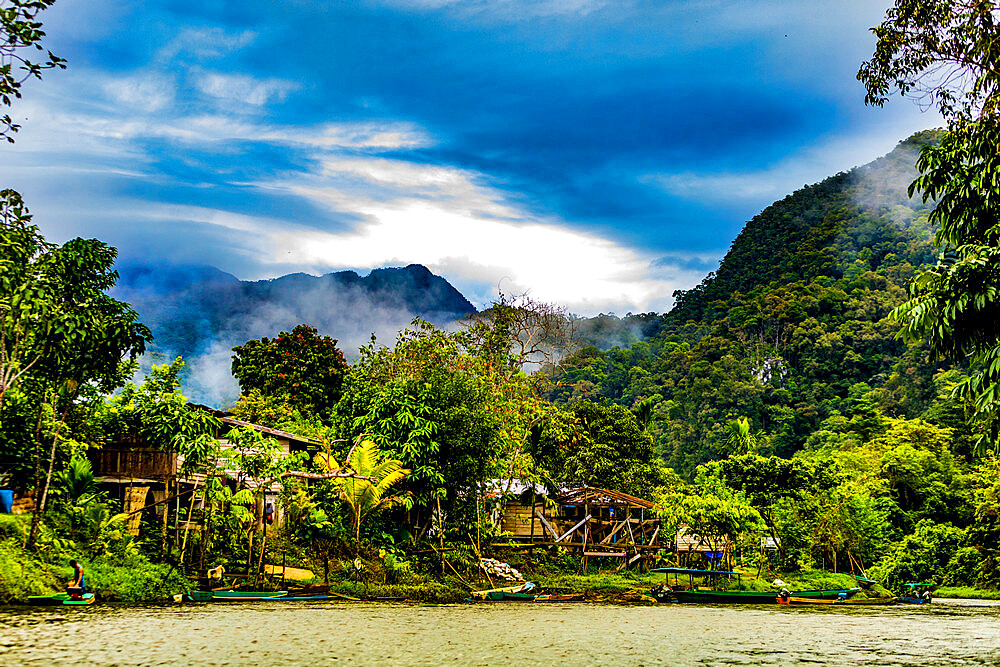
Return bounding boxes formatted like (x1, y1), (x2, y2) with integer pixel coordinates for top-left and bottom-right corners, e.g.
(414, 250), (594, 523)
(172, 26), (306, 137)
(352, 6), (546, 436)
(897, 582), (934, 604)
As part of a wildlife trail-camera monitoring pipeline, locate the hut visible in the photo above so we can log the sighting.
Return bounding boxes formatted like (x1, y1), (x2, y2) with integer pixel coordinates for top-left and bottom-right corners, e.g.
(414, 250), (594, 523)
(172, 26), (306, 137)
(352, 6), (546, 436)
(675, 525), (731, 569)
(90, 413), (320, 535)
(499, 484), (662, 570)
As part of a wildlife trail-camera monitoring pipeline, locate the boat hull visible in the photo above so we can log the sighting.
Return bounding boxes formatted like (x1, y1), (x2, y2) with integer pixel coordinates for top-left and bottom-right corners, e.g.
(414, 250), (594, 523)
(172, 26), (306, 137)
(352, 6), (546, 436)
(658, 588), (861, 604)
(27, 593), (95, 606)
(897, 596), (931, 604)
(781, 596), (897, 606)
(211, 590), (287, 600)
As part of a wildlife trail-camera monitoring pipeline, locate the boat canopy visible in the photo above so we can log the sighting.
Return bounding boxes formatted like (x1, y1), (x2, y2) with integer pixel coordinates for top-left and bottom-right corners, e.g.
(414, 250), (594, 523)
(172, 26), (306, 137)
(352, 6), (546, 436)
(903, 582), (936, 588)
(651, 568), (744, 576)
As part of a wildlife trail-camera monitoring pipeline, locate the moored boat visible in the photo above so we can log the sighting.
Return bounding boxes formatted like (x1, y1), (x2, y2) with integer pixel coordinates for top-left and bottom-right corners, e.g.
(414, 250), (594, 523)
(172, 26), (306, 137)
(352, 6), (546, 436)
(534, 593), (585, 602)
(211, 590), (287, 600)
(779, 596), (896, 606)
(897, 583), (934, 604)
(27, 593), (95, 606)
(648, 568), (860, 604)
(469, 582), (536, 601)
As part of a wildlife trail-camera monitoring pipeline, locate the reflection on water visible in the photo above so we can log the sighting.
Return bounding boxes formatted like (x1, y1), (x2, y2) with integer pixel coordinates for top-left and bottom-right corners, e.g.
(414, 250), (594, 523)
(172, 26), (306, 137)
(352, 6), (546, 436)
(1, 598), (999, 665)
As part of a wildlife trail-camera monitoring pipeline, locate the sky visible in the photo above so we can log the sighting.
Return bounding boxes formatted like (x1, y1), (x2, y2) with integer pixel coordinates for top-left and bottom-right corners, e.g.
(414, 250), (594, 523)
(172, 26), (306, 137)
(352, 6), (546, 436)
(1, 0), (941, 315)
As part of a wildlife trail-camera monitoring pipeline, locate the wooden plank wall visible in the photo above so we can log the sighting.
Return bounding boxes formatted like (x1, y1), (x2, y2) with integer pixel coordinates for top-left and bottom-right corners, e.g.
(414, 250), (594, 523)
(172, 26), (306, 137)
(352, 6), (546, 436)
(500, 504), (562, 538)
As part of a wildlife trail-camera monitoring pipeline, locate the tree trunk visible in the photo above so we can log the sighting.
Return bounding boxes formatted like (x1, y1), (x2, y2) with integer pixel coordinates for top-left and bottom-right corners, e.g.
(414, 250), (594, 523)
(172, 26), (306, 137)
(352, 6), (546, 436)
(27, 398), (72, 549)
(179, 478), (201, 569)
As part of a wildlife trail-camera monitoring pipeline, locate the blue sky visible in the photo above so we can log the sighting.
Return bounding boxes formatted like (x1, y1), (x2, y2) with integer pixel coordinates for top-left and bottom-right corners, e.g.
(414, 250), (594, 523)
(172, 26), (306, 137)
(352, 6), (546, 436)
(2, 0), (939, 314)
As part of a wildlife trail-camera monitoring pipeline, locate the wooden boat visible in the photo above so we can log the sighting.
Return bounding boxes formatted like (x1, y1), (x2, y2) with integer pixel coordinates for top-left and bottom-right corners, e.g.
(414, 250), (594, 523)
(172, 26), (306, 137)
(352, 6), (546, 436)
(211, 590), (287, 600)
(469, 582), (535, 601)
(897, 582), (934, 604)
(534, 593), (585, 602)
(27, 593), (95, 606)
(271, 591), (362, 601)
(649, 568), (860, 604)
(779, 596), (896, 606)
(485, 590), (538, 601)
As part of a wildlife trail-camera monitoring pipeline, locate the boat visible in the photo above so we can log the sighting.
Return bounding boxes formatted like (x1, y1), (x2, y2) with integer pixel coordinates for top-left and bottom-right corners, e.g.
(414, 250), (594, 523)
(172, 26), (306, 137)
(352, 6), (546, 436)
(27, 593), (95, 606)
(211, 590), (287, 600)
(534, 593), (585, 602)
(779, 596), (897, 606)
(468, 582), (536, 601)
(272, 591), (362, 601)
(648, 568), (860, 604)
(485, 590), (539, 601)
(897, 583), (934, 604)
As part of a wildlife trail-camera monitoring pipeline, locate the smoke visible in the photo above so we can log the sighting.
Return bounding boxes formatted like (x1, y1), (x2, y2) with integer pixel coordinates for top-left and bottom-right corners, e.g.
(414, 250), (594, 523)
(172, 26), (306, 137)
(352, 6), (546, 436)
(115, 262), (476, 408)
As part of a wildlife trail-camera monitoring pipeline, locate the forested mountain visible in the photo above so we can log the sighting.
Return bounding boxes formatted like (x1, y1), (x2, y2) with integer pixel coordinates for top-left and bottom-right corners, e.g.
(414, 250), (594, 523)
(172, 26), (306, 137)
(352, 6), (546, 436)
(113, 263), (476, 405)
(545, 131), (967, 475)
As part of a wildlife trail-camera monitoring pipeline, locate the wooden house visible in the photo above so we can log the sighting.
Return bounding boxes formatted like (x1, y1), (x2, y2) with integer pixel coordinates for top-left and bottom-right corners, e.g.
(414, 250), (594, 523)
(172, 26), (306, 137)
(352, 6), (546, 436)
(90, 413), (321, 535)
(499, 485), (663, 570)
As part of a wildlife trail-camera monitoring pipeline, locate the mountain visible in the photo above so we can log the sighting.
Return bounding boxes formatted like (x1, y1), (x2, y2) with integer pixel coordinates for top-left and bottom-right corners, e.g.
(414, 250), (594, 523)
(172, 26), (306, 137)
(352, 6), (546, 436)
(545, 131), (963, 475)
(114, 263), (476, 407)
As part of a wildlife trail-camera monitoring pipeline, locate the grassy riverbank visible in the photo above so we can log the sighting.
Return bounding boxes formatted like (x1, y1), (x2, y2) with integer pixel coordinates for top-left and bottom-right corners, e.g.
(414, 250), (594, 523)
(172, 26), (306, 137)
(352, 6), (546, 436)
(0, 515), (189, 604)
(935, 586), (1000, 600)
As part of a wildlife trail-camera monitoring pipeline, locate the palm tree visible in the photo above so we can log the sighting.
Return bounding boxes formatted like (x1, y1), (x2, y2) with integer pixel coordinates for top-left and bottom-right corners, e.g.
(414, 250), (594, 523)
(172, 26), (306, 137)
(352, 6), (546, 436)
(315, 438), (410, 543)
(724, 417), (760, 456)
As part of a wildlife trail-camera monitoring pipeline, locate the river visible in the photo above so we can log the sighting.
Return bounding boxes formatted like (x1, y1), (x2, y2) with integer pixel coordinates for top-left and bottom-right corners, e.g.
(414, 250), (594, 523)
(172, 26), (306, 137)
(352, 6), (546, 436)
(2, 598), (999, 665)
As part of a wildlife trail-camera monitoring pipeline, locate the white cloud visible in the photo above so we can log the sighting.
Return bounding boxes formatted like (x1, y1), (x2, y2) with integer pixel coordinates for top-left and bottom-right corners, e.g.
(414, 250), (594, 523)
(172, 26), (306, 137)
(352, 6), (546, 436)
(649, 111), (944, 210)
(375, 0), (610, 17)
(157, 27), (257, 62)
(194, 71), (300, 107)
(138, 194), (700, 315)
(102, 73), (176, 112)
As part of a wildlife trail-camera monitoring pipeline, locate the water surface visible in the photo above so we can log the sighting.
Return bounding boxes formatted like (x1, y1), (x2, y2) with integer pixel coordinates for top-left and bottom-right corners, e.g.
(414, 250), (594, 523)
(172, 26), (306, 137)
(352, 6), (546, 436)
(2, 598), (998, 665)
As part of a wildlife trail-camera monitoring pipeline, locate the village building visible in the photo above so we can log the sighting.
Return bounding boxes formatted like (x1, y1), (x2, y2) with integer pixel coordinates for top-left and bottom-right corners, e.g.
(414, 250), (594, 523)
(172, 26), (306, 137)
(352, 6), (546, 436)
(89, 412), (321, 536)
(498, 484), (664, 570)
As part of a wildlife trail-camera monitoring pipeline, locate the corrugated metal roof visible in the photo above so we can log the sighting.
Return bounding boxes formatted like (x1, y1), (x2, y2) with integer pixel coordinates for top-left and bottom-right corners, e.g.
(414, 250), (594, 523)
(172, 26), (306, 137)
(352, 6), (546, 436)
(556, 486), (656, 509)
(219, 416), (322, 446)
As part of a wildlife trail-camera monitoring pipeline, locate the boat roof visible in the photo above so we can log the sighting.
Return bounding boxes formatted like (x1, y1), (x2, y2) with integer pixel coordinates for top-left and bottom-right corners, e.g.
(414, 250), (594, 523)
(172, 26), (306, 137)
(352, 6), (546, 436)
(903, 582), (936, 588)
(651, 568), (745, 576)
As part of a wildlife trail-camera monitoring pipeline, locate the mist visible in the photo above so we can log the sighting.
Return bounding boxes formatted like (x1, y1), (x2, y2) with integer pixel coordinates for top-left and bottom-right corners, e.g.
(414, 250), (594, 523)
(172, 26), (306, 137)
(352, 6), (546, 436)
(114, 262), (476, 408)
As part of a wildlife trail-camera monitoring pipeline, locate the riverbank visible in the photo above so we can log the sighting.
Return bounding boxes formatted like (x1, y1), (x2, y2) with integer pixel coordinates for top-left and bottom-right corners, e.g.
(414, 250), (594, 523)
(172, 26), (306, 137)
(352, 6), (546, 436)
(0, 513), (190, 604)
(2, 511), (995, 605)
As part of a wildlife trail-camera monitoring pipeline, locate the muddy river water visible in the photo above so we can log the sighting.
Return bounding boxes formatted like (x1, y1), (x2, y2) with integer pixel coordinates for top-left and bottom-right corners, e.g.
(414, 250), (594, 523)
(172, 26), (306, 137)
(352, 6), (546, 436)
(1, 598), (998, 665)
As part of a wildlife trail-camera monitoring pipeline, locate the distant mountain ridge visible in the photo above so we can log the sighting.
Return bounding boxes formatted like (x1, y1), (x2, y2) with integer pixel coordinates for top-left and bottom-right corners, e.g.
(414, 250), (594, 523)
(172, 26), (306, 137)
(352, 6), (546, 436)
(113, 263), (476, 406)
(545, 130), (953, 473)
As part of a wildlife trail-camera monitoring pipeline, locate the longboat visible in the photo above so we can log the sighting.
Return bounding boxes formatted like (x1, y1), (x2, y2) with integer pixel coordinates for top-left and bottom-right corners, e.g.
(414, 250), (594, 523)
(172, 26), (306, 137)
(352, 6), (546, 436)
(779, 595), (897, 606)
(210, 590), (288, 600)
(27, 592), (95, 606)
(897, 582), (934, 604)
(468, 582), (536, 601)
(648, 568), (860, 604)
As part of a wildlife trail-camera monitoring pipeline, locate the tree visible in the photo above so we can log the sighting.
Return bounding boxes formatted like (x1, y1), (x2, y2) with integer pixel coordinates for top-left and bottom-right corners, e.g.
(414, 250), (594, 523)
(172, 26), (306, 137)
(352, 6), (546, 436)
(542, 400), (664, 497)
(723, 416), (761, 456)
(315, 438), (410, 543)
(232, 324), (348, 418)
(858, 1), (999, 123)
(0, 221), (152, 547)
(860, 1), (1000, 452)
(334, 322), (505, 532)
(1, 0), (66, 142)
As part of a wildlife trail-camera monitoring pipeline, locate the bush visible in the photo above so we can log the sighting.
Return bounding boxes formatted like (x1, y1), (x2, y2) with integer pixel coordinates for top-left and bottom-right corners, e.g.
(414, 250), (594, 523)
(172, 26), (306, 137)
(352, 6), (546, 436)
(0, 538), (63, 602)
(870, 520), (967, 588)
(86, 554), (191, 602)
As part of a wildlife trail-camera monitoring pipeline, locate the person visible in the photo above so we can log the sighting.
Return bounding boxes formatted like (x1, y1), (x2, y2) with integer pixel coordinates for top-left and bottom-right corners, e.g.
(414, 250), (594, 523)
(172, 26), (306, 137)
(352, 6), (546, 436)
(67, 560), (86, 599)
(265, 502), (274, 525)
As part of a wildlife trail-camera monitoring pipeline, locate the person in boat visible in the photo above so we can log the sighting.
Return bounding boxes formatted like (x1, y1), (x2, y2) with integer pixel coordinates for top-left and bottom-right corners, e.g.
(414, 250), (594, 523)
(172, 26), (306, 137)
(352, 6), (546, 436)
(67, 560), (86, 599)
